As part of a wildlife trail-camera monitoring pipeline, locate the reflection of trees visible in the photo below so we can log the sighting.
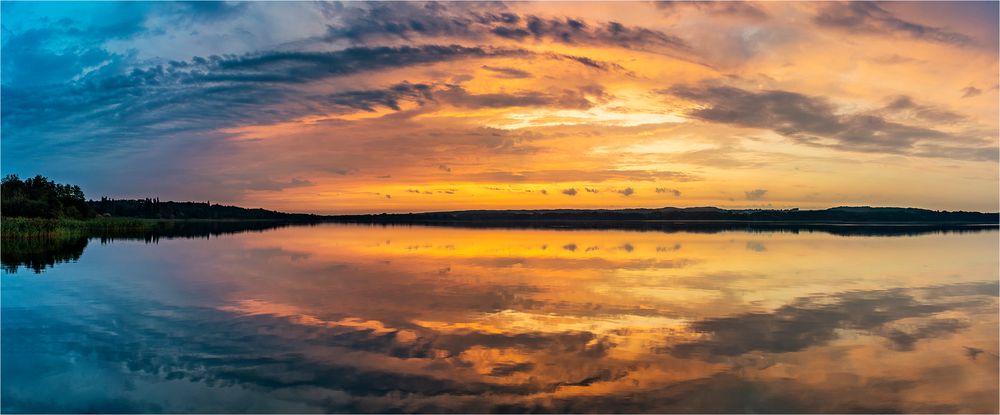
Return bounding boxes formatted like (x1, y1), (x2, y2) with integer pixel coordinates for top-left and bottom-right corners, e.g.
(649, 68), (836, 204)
(2, 221), (318, 274)
(1, 236), (89, 274)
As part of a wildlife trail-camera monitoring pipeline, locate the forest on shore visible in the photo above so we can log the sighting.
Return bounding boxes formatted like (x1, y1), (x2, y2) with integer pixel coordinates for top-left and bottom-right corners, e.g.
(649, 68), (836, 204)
(1, 175), (321, 239)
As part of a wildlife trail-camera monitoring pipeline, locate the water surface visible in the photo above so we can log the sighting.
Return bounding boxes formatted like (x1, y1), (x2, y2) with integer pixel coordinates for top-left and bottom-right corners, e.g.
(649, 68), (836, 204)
(3, 224), (997, 413)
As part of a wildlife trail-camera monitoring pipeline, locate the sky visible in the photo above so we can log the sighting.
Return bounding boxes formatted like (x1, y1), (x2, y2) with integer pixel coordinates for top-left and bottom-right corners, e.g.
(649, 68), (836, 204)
(1, 1), (997, 214)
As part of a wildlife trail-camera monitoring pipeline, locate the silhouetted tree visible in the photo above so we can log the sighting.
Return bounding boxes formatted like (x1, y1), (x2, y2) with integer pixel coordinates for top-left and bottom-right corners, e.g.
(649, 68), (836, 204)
(1, 175), (94, 219)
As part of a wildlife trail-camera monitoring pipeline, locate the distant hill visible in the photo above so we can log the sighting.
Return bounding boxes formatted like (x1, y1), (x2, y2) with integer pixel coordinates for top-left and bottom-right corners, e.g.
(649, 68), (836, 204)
(330, 206), (999, 224)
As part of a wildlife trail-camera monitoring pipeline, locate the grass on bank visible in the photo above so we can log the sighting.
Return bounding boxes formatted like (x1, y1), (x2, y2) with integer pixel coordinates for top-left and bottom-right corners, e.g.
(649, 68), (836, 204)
(1, 217), (173, 239)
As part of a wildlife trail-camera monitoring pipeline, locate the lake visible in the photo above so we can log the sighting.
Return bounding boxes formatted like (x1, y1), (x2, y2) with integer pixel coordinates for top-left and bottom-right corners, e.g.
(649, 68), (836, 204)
(2, 223), (997, 413)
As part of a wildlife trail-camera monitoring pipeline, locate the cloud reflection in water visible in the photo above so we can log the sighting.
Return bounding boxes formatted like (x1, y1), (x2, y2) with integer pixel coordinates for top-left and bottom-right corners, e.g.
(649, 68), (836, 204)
(2, 224), (997, 413)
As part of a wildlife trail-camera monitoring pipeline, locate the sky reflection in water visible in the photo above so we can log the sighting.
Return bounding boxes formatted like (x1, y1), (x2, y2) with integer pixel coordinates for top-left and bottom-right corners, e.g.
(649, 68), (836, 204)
(2, 224), (998, 413)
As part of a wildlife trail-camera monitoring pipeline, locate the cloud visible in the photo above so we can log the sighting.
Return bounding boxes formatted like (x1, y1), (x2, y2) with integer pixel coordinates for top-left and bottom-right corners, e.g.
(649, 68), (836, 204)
(162, 1), (249, 24)
(617, 187), (635, 196)
(482, 65), (532, 79)
(1, 45), (530, 151)
(666, 85), (995, 161)
(487, 362), (536, 377)
(324, 82), (434, 111)
(323, 2), (689, 54)
(195, 45), (524, 84)
(557, 55), (624, 72)
(655, 1), (769, 21)
(656, 187), (681, 196)
(562, 188), (578, 196)
(883, 95), (964, 124)
(960, 86), (983, 98)
(329, 81), (593, 113)
(744, 189), (767, 200)
(668, 282), (996, 359)
(0, 2), (160, 86)
(467, 169), (696, 183)
(244, 177), (314, 192)
(436, 84), (602, 110)
(870, 53), (921, 65)
(813, 2), (973, 46)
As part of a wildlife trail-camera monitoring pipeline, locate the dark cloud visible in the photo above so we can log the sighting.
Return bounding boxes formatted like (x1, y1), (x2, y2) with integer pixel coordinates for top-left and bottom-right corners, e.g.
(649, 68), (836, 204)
(488, 362), (535, 377)
(200, 45), (524, 85)
(744, 189), (767, 200)
(562, 188), (578, 196)
(324, 2), (688, 54)
(883, 95), (964, 124)
(813, 2), (973, 46)
(556, 54), (625, 72)
(881, 318), (969, 351)
(325, 82), (435, 111)
(656, 187), (681, 196)
(960, 86), (982, 98)
(666, 85), (995, 161)
(481, 65), (532, 79)
(1, 45), (528, 152)
(617, 187), (635, 196)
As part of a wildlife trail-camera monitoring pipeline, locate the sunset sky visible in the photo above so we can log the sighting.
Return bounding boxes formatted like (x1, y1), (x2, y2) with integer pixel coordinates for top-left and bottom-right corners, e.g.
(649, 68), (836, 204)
(2, 1), (997, 214)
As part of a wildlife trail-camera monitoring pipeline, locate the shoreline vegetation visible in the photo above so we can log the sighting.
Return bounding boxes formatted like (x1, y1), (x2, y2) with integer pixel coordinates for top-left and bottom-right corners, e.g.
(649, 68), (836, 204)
(1, 217), (318, 239)
(1, 175), (323, 240)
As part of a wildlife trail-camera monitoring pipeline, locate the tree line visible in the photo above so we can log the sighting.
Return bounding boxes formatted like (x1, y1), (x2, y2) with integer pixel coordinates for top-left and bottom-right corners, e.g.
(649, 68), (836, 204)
(1, 175), (93, 219)
(2, 175), (320, 221)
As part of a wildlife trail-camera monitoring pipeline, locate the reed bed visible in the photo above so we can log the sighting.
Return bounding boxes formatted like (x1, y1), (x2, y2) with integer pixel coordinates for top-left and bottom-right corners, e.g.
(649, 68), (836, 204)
(1, 217), (167, 239)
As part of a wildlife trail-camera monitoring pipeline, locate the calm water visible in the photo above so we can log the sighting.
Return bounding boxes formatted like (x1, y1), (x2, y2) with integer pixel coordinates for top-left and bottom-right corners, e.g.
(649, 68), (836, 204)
(2, 224), (998, 413)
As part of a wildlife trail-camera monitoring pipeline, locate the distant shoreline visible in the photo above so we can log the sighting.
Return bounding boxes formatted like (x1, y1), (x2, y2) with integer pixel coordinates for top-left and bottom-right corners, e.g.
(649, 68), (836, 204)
(322, 206), (998, 237)
(326, 218), (1000, 226)
(327, 206), (998, 223)
(322, 218), (997, 236)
